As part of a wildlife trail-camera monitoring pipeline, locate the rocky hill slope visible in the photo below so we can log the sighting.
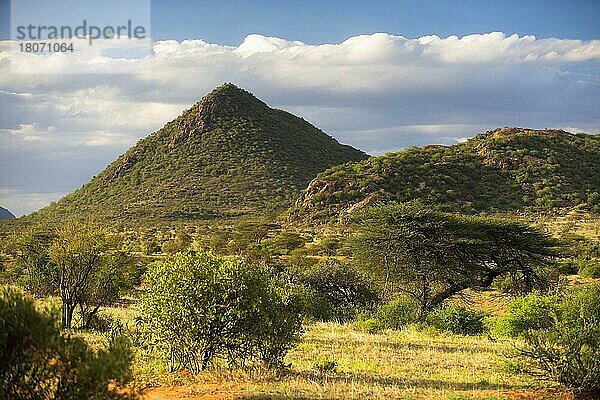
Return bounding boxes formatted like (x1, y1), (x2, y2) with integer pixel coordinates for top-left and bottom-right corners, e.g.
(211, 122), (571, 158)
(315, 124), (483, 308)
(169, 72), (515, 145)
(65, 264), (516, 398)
(292, 127), (600, 223)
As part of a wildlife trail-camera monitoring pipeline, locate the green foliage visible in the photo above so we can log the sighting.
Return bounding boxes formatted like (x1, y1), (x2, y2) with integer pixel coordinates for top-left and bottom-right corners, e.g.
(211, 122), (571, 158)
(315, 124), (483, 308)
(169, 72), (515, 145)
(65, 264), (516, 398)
(9, 229), (57, 296)
(494, 293), (559, 338)
(314, 358), (337, 373)
(0, 287), (135, 399)
(292, 259), (379, 322)
(10, 223), (135, 329)
(425, 306), (486, 335)
(351, 202), (560, 317)
(140, 251), (302, 372)
(376, 297), (419, 330)
(262, 231), (306, 256)
(507, 284), (600, 394)
(296, 128), (600, 221)
(578, 260), (600, 278)
(27, 84), (367, 225)
(353, 314), (383, 334)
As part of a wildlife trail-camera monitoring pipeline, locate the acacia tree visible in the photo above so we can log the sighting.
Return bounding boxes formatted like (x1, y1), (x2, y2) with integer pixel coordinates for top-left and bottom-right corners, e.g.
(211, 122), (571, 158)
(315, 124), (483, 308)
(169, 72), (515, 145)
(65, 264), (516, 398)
(350, 202), (561, 318)
(14, 223), (133, 329)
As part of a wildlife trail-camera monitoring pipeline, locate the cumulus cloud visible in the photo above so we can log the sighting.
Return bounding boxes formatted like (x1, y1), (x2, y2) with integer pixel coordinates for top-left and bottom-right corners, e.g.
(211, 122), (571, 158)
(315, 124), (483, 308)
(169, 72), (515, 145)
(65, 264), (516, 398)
(0, 32), (599, 215)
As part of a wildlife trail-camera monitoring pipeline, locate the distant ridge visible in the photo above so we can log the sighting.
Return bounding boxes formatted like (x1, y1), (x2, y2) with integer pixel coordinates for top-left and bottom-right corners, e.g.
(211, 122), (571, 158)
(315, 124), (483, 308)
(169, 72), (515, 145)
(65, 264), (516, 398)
(28, 83), (367, 224)
(0, 207), (15, 220)
(293, 127), (600, 223)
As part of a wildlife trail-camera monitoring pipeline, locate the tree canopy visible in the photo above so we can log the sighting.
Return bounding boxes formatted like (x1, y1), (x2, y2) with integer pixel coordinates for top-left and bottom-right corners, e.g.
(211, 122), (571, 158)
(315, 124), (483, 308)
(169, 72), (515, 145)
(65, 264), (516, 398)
(350, 202), (561, 317)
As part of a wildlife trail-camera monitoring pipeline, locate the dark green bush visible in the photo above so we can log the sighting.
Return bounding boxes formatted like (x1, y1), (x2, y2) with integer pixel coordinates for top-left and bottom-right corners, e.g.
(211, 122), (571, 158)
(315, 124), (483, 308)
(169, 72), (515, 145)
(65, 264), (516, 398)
(292, 259), (379, 322)
(425, 306), (486, 335)
(0, 287), (135, 400)
(140, 251), (302, 372)
(554, 259), (579, 275)
(376, 297), (419, 330)
(509, 284), (600, 394)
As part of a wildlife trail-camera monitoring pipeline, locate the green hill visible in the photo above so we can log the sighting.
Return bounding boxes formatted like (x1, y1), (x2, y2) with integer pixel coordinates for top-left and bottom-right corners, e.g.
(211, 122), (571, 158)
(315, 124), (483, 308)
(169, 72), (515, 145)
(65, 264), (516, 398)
(293, 127), (600, 223)
(27, 84), (367, 224)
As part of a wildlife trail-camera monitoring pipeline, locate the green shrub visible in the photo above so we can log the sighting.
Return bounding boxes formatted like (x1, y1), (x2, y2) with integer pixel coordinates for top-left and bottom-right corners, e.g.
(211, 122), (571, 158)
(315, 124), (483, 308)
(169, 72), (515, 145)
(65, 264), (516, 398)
(497, 293), (557, 337)
(578, 260), (600, 278)
(484, 316), (514, 338)
(0, 287), (135, 399)
(314, 358), (337, 373)
(293, 259), (379, 322)
(509, 284), (600, 394)
(425, 306), (486, 335)
(140, 251), (302, 372)
(353, 314), (383, 334)
(376, 297), (418, 330)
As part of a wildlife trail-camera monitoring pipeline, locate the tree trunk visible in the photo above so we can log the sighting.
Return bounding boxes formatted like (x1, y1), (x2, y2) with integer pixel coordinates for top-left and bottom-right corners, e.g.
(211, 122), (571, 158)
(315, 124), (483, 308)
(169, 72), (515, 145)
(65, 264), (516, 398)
(416, 275), (430, 320)
(202, 348), (212, 370)
(63, 302), (75, 329)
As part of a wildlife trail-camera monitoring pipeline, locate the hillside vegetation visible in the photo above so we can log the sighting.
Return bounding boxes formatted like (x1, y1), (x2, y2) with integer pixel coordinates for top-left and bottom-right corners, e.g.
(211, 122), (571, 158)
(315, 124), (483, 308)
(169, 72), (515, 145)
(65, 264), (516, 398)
(26, 84), (366, 225)
(294, 128), (600, 223)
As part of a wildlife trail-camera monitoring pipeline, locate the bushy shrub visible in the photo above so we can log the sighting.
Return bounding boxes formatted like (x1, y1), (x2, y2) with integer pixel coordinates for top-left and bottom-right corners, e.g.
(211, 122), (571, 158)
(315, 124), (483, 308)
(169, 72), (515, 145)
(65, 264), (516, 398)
(578, 260), (600, 278)
(484, 316), (514, 338)
(0, 287), (135, 399)
(262, 231), (306, 255)
(292, 259), (379, 322)
(425, 306), (486, 335)
(87, 312), (125, 340)
(353, 314), (383, 334)
(376, 297), (418, 330)
(140, 251), (302, 372)
(507, 284), (600, 394)
(495, 293), (557, 338)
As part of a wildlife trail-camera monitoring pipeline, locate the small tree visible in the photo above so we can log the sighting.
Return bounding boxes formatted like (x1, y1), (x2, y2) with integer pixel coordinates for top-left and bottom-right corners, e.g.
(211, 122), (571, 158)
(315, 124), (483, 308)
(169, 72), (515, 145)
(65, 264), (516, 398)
(140, 251), (302, 372)
(14, 223), (134, 329)
(351, 202), (560, 318)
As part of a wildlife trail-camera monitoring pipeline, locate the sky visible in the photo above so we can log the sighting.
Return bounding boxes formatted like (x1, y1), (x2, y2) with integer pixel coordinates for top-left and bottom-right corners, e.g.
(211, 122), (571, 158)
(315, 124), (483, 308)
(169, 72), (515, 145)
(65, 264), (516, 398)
(0, 0), (599, 216)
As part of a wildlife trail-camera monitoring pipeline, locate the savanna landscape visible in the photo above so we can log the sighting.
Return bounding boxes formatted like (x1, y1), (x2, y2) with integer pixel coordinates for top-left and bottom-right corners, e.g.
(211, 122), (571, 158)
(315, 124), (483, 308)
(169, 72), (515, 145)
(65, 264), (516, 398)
(1, 83), (599, 400)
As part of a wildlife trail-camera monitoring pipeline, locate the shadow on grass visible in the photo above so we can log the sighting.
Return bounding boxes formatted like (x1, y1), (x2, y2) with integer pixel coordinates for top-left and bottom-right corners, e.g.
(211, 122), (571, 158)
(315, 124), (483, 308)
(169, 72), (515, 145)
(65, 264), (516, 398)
(300, 369), (522, 391)
(235, 369), (523, 400)
(305, 336), (499, 355)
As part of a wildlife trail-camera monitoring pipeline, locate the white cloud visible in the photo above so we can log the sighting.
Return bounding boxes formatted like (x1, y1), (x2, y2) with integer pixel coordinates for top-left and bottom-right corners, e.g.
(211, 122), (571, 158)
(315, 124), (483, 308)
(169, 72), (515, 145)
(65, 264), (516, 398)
(0, 189), (67, 217)
(0, 32), (599, 215)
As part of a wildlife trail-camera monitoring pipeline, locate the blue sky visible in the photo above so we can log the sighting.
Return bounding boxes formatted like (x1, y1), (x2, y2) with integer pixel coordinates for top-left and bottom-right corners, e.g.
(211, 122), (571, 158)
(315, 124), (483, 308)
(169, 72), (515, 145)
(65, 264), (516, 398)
(150, 0), (600, 43)
(2, 0), (599, 43)
(0, 1), (599, 216)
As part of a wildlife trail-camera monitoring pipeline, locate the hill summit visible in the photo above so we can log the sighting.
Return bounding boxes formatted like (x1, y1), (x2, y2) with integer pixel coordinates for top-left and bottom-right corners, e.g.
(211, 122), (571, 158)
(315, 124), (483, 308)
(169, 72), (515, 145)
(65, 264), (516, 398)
(293, 127), (600, 222)
(31, 84), (367, 223)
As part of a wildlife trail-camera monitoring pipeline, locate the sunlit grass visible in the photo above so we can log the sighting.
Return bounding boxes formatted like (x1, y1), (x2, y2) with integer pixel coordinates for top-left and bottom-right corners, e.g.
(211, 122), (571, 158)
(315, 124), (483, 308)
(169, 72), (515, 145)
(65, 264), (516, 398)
(124, 318), (566, 399)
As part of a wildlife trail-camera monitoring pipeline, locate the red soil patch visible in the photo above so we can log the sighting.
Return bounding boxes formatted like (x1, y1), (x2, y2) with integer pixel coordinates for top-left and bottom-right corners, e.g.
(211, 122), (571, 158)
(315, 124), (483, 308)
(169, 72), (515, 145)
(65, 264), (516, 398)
(141, 383), (240, 400)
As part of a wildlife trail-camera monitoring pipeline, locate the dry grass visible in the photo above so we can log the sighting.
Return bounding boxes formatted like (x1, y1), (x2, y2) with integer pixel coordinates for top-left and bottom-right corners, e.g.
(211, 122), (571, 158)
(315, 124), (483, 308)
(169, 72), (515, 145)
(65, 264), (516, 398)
(127, 321), (569, 400)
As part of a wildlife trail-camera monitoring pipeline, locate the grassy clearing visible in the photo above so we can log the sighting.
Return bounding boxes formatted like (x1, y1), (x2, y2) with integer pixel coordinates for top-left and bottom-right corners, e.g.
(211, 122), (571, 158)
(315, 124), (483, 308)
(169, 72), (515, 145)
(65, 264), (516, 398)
(107, 309), (568, 400)
(243, 323), (557, 400)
